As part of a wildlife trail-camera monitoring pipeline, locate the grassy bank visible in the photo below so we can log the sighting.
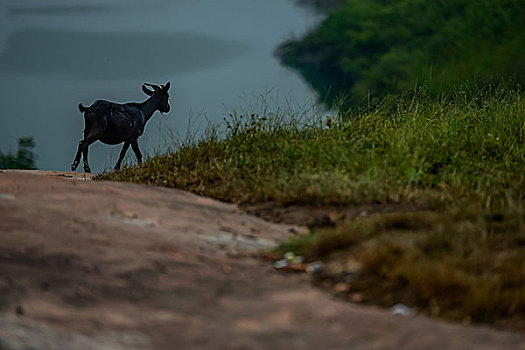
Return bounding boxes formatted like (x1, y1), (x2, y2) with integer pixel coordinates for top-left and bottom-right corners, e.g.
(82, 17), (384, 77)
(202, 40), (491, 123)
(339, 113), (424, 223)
(99, 87), (525, 327)
(101, 87), (525, 206)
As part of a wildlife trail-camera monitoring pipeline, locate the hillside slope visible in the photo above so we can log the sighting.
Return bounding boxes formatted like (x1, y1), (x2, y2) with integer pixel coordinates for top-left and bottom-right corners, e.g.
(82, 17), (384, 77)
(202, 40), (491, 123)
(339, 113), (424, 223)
(0, 170), (524, 349)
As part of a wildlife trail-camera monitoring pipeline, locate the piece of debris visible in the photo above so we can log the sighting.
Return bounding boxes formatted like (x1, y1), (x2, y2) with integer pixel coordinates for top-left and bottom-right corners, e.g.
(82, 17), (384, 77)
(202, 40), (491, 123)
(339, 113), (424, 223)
(274, 259), (289, 269)
(391, 303), (417, 316)
(284, 252), (295, 261)
(0, 193), (15, 200)
(293, 256), (304, 263)
(306, 262), (323, 274)
(283, 251), (305, 264)
(274, 258), (308, 272)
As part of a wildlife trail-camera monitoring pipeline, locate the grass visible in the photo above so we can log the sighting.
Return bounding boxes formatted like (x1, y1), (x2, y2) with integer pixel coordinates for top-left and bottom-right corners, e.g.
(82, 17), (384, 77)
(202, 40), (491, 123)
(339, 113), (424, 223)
(99, 86), (525, 328)
(100, 86), (525, 207)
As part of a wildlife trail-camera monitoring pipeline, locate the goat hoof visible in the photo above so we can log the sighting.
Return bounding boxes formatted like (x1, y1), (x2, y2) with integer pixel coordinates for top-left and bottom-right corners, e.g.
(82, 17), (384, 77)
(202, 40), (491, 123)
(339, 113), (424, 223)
(71, 162), (78, 171)
(84, 167), (91, 174)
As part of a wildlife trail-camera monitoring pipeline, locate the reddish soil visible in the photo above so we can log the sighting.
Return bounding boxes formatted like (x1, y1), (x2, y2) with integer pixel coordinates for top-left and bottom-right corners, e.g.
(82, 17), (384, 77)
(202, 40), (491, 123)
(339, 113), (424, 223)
(0, 170), (523, 349)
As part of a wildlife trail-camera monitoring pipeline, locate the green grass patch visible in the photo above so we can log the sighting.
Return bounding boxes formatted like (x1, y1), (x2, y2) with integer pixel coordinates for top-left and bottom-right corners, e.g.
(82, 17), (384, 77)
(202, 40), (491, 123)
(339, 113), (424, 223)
(100, 87), (525, 207)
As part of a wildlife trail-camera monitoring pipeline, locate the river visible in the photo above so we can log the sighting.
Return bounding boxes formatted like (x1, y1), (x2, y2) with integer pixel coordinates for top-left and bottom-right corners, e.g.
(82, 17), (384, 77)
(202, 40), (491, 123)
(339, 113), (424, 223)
(0, 0), (322, 172)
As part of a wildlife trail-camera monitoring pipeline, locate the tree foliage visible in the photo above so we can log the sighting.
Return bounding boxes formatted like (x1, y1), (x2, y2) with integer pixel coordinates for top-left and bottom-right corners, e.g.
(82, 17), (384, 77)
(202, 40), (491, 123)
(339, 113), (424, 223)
(0, 137), (37, 170)
(278, 0), (525, 105)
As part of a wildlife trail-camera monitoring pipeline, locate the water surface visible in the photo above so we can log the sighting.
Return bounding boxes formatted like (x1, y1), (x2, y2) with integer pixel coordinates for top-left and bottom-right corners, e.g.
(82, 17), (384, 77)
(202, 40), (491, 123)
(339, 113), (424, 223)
(0, 0), (321, 171)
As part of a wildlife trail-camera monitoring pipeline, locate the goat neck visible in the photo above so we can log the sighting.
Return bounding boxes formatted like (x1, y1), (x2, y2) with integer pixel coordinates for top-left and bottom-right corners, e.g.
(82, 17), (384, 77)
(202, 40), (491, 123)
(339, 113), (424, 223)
(140, 93), (163, 121)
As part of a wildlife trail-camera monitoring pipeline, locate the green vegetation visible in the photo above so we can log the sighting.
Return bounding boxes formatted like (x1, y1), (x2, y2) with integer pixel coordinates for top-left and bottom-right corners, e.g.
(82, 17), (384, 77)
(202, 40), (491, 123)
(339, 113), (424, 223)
(0, 137), (37, 170)
(278, 0), (525, 106)
(101, 87), (525, 206)
(278, 209), (525, 327)
(100, 87), (525, 327)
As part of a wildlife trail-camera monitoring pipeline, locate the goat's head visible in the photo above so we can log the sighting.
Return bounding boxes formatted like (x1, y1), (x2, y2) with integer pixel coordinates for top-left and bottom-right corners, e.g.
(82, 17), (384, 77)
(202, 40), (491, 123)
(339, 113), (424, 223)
(142, 82), (171, 113)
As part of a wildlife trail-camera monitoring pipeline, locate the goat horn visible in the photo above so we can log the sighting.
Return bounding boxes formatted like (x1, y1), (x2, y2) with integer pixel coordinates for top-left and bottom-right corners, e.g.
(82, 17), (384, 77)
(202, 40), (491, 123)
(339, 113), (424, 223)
(142, 85), (155, 96)
(144, 83), (161, 91)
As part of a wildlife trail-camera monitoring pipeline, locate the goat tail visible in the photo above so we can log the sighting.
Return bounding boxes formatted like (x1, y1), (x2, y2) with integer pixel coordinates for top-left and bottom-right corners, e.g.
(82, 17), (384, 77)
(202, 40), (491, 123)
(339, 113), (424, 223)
(78, 103), (88, 113)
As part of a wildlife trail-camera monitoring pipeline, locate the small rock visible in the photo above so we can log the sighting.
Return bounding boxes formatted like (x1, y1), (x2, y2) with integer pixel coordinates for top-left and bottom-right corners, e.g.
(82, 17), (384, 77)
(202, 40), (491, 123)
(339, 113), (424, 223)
(306, 262), (323, 274)
(274, 259), (289, 269)
(0, 193), (15, 200)
(391, 303), (416, 316)
(333, 282), (350, 293)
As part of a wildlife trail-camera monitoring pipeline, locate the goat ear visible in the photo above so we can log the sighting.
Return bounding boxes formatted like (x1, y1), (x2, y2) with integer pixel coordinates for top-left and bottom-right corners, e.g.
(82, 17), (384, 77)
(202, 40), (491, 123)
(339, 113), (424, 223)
(163, 82), (170, 91)
(142, 84), (154, 96)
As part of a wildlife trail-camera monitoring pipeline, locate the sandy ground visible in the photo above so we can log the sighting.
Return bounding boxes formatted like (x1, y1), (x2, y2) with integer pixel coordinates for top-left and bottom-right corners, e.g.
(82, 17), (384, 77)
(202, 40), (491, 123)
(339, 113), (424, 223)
(0, 170), (523, 350)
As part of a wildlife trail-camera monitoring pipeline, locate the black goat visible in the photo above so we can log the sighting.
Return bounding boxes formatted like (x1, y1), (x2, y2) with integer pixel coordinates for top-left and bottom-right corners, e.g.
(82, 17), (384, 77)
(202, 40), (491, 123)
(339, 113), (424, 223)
(71, 82), (171, 173)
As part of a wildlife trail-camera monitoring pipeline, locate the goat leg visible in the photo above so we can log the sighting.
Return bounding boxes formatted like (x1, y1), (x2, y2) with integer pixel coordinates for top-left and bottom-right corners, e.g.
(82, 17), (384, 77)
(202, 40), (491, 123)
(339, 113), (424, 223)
(82, 146), (91, 173)
(131, 140), (143, 164)
(71, 141), (84, 171)
(115, 142), (131, 170)
(73, 137), (96, 172)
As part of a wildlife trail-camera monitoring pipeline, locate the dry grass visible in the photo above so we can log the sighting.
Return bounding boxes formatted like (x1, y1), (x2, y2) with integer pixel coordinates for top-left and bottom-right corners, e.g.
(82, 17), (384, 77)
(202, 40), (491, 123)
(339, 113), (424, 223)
(283, 204), (525, 328)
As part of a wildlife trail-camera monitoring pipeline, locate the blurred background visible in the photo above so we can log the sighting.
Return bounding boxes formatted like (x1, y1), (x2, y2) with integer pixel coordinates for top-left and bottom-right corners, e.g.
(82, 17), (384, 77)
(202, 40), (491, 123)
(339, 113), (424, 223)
(0, 0), (322, 171)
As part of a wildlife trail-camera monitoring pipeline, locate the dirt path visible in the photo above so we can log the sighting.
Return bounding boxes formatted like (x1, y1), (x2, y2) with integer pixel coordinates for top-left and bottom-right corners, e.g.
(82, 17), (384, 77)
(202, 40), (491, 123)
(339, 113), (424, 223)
(0, 170), (523, 350)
